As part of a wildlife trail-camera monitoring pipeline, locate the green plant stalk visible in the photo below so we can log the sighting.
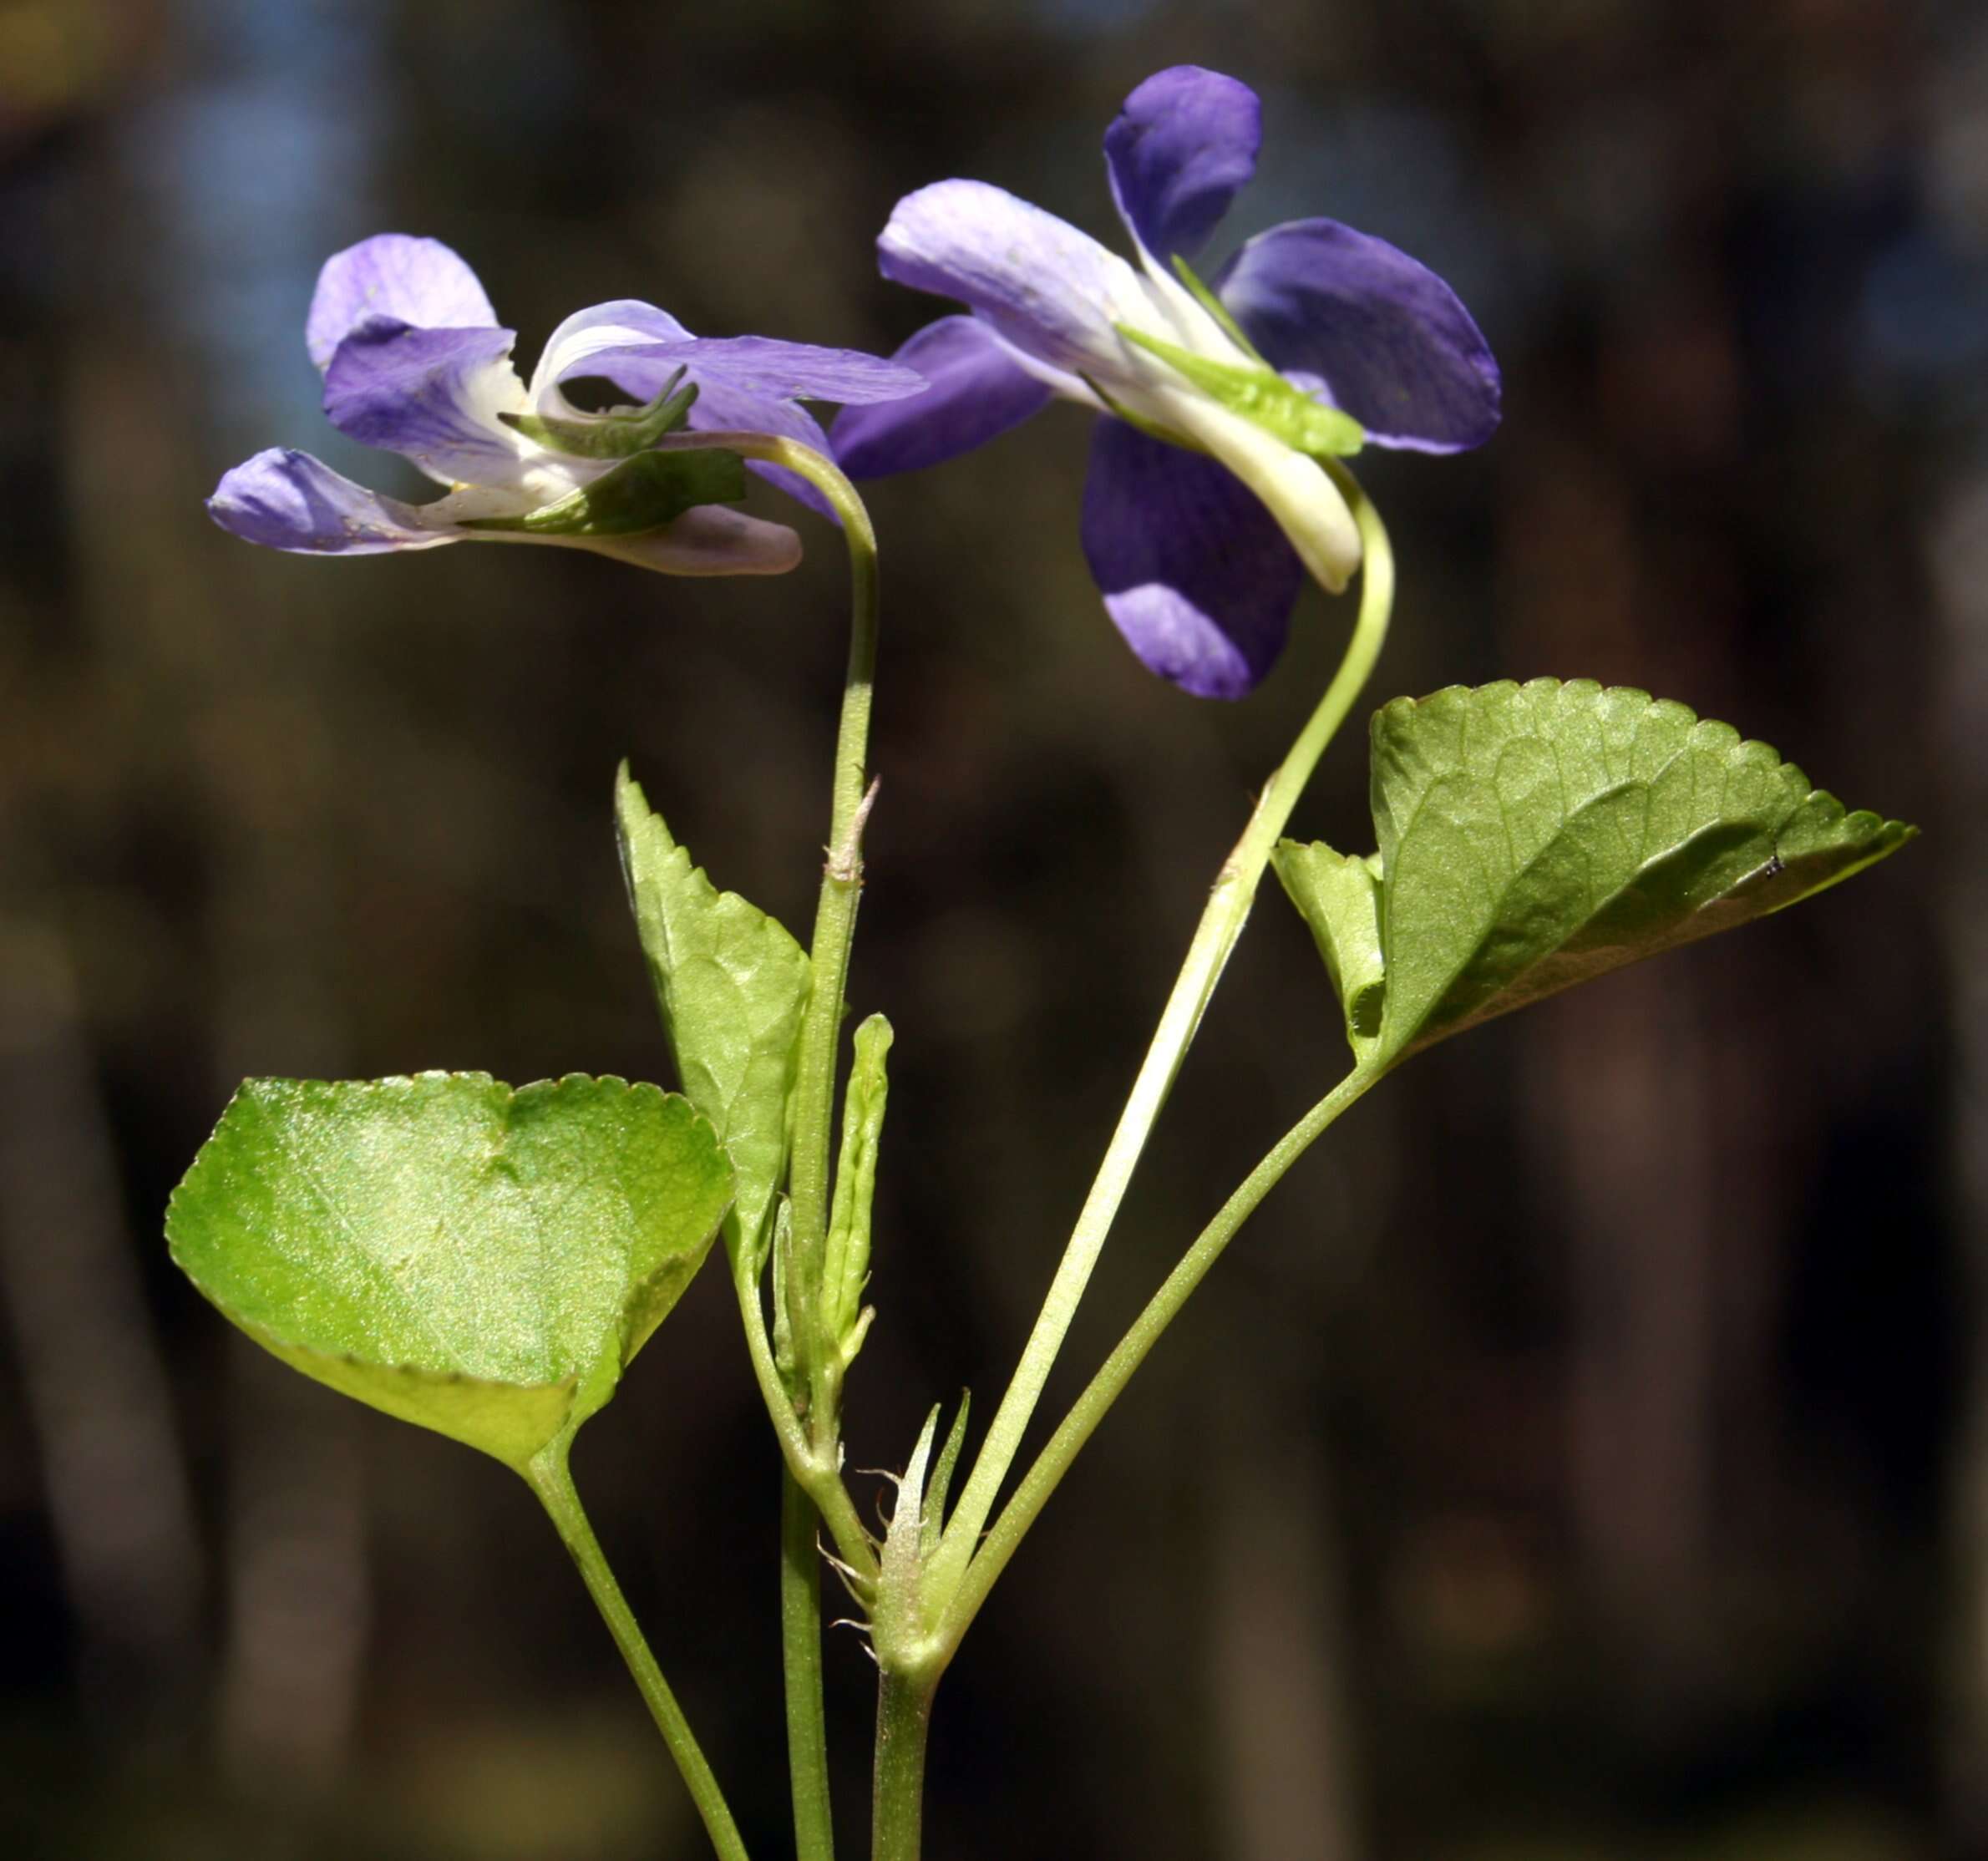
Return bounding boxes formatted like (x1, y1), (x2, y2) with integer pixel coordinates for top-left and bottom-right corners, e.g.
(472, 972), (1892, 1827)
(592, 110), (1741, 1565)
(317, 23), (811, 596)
(939, 1067), (1377, 1649)
(870, 1670), (936, 1861)
(528, 1446), (751, 1861)
(783, 1471), (837, 1861)
(667, 432), (882, 1861)
(733, 1250), (880, 1579)
(929, 462), (1394, 1607)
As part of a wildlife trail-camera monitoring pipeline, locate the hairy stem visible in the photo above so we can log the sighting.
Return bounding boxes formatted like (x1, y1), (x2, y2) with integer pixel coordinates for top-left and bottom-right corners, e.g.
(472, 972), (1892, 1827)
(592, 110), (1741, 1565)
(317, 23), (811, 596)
(783, 1470), (837, 1861)
(529, 1448), (751, 1861)
(870, 1669), (936, 1861)
(930, 464), (1393, 1608)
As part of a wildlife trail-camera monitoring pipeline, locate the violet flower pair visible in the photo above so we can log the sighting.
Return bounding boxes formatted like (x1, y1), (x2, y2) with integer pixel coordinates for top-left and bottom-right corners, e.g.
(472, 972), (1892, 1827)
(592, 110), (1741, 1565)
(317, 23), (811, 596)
(210, 65), (1500, 700)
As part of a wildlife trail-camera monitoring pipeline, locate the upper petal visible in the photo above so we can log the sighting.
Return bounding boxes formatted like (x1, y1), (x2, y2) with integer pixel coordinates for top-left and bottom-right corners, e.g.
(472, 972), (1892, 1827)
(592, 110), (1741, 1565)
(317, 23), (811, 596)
(207, 448), (454, 555)
(831, 316), (1052, 478)
(306, 235), (499, 372)
(617, 336), (926, 406)
(1104, 67), (1261, 264)
(526, 303), (926, 520)
(528, 300), (697, 403)
(877, 180), (1145, 378)
(1215, 218), (1500, 453)
(322, 317), (532, 488)
(530, 301), (922, 408)
(1079, 417), (1304, 700)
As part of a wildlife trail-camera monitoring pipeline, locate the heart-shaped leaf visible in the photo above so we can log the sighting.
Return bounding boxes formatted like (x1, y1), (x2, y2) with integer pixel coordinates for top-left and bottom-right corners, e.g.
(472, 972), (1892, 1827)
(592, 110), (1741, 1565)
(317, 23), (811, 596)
(617, 766), (812, 1265)
(1276, 679), (1914, 1071)
(166, 1072), (733, 1473)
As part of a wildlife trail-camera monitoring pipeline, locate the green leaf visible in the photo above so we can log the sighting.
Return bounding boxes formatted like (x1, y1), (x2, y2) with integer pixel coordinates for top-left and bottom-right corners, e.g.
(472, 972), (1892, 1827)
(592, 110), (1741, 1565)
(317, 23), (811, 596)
(1113, 325), (1366, 457)
(498, 367), (701, 459)
(463, 447), (747, 538)
(1272, 844), (1386, 1060)
(1277, 679), (1915, 1072)
(616, 766), (813, 1262)
(166, 1072), (733, 1473)
(822, 1012), (891, 1367)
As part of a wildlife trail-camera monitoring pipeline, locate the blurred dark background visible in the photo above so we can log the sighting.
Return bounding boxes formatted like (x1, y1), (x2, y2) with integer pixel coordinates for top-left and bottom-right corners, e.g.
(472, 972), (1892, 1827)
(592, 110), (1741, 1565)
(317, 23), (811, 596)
(0, 1), (1975, 1855)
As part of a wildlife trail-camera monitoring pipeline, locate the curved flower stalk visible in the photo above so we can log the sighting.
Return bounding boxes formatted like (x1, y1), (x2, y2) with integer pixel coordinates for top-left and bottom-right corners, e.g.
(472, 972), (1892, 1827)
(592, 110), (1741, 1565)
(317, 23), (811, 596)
(210, 232), (926, 576)
(833, 65), (1500, 697)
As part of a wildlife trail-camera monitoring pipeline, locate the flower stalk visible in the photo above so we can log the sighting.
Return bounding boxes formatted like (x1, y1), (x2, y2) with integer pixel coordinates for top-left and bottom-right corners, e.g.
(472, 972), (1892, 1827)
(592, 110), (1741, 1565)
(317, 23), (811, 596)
(662, 431), (885, 1861)
(926, 462), (1394, 1626)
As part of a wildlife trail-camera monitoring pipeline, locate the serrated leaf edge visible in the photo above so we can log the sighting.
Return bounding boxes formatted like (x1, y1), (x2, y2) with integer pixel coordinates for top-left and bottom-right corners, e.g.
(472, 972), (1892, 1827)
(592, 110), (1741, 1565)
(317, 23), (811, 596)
(1367, 678), (1914, 1062)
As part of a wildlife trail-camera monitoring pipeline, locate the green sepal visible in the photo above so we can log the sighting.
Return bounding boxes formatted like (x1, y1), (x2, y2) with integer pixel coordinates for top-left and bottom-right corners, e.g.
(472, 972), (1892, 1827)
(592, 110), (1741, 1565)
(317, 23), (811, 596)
(498, 368), (700, 459)
(1115, 325), (1366, 458)
(616, 767), (812, 1264)
(1168, 253), (1269, 366)
(464, 446), (747, 539)
(165, 1072), (733, 1474)
(822, 1012), (891, 1367)
(1271, 843), (1386, 1060)
(1279, 679), (1916, 1075)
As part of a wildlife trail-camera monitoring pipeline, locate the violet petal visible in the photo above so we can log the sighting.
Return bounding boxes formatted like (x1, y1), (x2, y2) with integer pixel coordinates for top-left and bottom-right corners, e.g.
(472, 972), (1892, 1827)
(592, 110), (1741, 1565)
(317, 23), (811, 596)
(878, 179), (1143, 378)
(1103, 66), (1261, 263)
(1215, 218), (1501, 453)
(206, 448), (450, 555)
(322, 317), (529, 487)
(832, 316), (1052, 478)
(306, 234), (499, 372)
(532, 303), (924, 408)
(1079, 417), (1304, 699)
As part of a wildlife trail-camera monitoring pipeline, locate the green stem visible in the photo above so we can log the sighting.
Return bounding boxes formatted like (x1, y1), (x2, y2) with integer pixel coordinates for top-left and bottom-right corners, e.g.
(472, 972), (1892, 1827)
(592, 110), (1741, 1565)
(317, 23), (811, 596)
(929, 464), (1394, 1606)
(528, 1448), (751, 1861)
(783, 1469), (838, 1861)
(687, 432), (880, 1402)
(679, 435), (881, 1861)
(938, 1067), (1377, 1650)
(870, 1670), (935, 1861)
(733, 1255), (879, 1580)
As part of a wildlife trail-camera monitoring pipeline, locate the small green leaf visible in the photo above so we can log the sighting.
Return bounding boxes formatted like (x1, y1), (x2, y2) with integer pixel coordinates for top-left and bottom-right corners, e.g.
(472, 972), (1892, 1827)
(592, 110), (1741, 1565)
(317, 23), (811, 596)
(464, 447), (746, 538)
(1271, 844), (1386, 1057)
(1280, 679), (1915, 1072)
(1114, 326), (1366, 457)
(616, 766), (813, 1260)
(823, 1012), (891, 1366)
(165, 1072), (733, 1473)
(498, 368), (701, 459)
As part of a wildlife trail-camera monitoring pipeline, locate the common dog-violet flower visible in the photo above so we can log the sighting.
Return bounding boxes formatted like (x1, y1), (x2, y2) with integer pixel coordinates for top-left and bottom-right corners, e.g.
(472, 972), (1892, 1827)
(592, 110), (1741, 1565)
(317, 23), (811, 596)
(832, 67), (1500, 697)
(210, 234), (926, 576)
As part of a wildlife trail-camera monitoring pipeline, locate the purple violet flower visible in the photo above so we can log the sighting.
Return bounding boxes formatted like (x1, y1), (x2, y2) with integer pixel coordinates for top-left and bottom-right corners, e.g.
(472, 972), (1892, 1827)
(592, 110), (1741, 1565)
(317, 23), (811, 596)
(210, 233), (926, 577)
(832, 67), (1500, 697)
